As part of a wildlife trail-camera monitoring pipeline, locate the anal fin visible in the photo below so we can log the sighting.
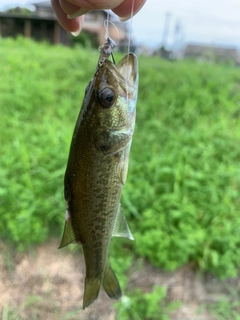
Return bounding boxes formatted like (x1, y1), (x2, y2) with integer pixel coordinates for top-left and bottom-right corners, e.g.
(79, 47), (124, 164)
(112, 204), (134, 240)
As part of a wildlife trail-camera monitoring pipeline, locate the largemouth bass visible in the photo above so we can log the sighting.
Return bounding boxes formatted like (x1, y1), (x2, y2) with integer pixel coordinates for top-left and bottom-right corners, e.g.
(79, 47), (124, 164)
(59, 45), (138, 309)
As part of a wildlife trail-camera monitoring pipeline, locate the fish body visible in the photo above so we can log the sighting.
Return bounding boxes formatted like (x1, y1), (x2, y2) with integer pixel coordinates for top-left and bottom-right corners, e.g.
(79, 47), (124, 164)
(59, 53), (138, 309)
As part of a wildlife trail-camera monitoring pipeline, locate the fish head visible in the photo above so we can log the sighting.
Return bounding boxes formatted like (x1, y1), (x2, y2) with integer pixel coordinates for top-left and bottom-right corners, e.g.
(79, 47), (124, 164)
(77, 53), (138, 155)
(93, 53), (138, 130)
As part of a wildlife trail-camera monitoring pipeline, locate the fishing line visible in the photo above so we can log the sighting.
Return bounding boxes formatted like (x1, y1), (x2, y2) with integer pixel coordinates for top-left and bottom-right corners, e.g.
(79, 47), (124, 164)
(103, 16), (120, 64)
(127, 0), (135, 59)
(126, 0), (135, 110)
(104, 9), (110, 40)
(104, 20), (120, 47)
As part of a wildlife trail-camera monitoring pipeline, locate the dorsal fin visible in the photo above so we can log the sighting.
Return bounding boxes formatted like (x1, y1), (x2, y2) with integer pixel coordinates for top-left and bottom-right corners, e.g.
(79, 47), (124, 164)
(112, 205), (134, 240)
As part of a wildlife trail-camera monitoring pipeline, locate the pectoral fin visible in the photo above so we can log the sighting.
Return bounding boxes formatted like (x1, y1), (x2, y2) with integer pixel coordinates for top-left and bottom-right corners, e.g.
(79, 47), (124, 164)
(117, 155), (129, 185)
(112, 205), (134, 240)
(117, 142), (131, 185)
(58, 217), (79, 249)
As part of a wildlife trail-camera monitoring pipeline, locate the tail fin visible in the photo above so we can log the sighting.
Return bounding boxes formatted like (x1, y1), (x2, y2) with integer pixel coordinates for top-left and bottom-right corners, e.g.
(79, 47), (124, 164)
(83, 265), (122, 309)
(83, 278), (101, 310)
(102, 265), (122, 300)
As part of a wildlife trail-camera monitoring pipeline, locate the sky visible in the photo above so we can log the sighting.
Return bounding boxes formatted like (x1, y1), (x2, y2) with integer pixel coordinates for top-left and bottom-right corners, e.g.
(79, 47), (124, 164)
(131, 0), (240, 49)
(0, 0), (240, 50)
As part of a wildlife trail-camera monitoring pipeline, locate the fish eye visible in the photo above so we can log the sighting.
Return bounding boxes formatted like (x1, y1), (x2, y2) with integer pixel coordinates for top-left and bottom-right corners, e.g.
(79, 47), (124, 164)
(98, 87), (115, 108)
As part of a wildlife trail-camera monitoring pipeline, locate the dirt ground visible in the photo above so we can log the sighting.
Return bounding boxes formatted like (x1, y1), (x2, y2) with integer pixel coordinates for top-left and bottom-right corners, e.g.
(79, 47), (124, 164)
(0, 239), (239, 320)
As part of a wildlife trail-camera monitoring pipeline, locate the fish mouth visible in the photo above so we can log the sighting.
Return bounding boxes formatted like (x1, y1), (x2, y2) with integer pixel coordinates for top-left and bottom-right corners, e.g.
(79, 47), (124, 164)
(103, 53), (138, 92)
(95, 53), (138, 111)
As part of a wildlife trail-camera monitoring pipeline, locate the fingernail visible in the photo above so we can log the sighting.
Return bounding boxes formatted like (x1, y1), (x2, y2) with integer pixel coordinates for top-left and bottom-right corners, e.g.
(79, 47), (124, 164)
(70, 16), (84, 36)
(119, 0), (146, 22)
(67, 8), (89, 19)
(71, 30), (81, 37)
(119, 15), (130, 22)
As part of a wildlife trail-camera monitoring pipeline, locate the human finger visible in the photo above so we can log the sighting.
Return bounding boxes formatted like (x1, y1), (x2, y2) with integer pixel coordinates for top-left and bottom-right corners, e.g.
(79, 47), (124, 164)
(51, 0), (84, 33)
(112, 0), (146, 21)
(59, 0), (80, 16)
(67, 0), (146, 20)
(64, 0), (124, 10)
(65, 0), (124, 18)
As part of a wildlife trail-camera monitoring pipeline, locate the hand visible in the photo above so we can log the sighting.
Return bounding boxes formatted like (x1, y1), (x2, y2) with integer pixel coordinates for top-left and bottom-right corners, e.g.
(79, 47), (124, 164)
(51, 0), (146, 35)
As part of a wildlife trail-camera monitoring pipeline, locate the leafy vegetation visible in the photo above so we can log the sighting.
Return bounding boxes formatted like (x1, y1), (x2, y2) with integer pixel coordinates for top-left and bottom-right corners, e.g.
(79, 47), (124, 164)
(205, 286), (240, 320)
(115, 286), (180, 320)
(0, 37), (97, 250)
(71, 30), (99, 49)
(1, 37), (240, 284)
(128, 57), (240, 279)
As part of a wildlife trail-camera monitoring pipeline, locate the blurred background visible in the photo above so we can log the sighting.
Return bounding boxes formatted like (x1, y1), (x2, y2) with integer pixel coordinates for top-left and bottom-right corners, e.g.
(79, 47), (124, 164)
(1, 0), (240, 58)
(1, 1), (240, 319)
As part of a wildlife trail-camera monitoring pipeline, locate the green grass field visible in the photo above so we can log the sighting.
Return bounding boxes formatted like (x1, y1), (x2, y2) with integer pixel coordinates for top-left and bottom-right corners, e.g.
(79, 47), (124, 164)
(1, 36), (240, 287)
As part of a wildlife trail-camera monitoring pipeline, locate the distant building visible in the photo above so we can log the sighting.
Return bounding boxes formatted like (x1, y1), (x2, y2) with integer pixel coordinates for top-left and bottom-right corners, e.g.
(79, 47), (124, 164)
(154, 45), (173, 60)
(0, 2), (68, 45)
(184, 43), (239, 64)
(0, 1), (129, 47)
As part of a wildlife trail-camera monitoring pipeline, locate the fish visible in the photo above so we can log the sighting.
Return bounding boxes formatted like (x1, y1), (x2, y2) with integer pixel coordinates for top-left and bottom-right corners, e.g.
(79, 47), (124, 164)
(58, 47), (138, 309)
